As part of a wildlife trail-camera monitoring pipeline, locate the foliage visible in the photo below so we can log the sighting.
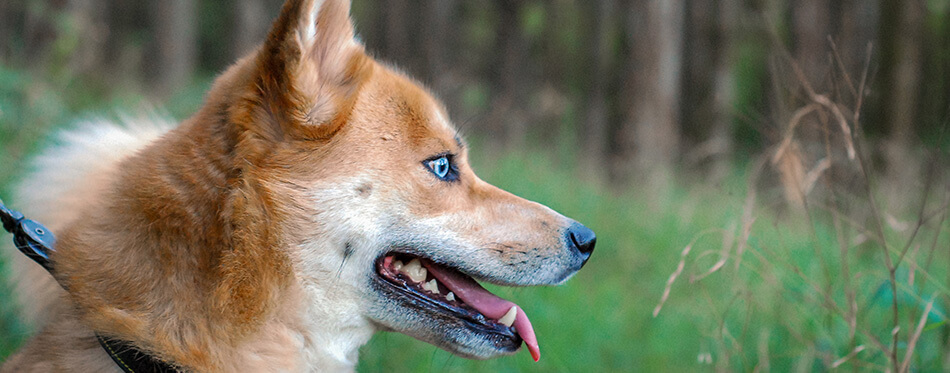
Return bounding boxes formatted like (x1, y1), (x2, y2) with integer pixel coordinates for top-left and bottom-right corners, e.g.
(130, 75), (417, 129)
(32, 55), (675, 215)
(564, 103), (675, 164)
(2, 0), (950, 369)
(356, 143), (950, 371)
(1, 67), (947, 370)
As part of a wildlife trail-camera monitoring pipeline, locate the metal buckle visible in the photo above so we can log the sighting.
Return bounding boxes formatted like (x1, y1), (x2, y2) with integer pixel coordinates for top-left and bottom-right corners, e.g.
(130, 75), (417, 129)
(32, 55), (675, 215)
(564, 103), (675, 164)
(0, 198), (57, 272)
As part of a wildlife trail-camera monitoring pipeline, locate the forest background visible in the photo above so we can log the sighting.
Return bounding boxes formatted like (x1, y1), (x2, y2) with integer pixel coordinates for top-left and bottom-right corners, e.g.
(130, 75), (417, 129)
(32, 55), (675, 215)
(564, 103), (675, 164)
(1, 0), (949, 371)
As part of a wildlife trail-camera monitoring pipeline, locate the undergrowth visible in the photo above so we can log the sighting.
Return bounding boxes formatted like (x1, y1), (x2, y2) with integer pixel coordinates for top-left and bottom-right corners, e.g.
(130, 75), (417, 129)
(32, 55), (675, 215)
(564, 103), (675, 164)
(0, 64), (947, 372)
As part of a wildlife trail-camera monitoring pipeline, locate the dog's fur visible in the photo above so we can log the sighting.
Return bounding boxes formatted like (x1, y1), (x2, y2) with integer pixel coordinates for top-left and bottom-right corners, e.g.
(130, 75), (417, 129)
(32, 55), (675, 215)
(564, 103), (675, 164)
(1, 1), (592, 371)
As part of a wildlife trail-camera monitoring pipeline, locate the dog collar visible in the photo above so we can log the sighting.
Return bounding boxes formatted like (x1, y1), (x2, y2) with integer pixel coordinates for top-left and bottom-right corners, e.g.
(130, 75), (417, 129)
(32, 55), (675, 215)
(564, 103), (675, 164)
(1, 199), (179, 373)
(98, 335), (179, 373)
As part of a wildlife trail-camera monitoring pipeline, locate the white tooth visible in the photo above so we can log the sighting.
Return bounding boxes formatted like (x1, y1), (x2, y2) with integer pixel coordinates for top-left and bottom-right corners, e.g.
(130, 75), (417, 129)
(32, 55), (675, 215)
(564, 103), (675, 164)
(403, 259), (427, 283)
(498, 306), (517, 327)
(446, 292), (455, 302)
(423, 279), (440, 294)
(402, 258), (420, 273)
(413, 267), (428, 283)
(393, 260), (404, 272)
(402, 258), (420, 274)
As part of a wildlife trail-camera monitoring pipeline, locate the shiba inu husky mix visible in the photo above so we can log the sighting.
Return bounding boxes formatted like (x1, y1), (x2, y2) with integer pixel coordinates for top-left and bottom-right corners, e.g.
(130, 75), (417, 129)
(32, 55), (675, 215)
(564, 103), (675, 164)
(1, 0), (596, 371)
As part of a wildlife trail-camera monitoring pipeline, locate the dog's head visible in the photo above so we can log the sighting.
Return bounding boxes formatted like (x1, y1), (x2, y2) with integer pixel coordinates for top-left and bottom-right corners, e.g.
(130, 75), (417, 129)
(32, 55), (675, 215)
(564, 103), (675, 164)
(232, 0), (596, 361)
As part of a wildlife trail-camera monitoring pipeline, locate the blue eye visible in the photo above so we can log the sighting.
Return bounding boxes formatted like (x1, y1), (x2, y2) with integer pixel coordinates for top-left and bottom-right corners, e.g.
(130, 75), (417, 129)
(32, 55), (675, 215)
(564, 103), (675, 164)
(425, 155), (457, 181)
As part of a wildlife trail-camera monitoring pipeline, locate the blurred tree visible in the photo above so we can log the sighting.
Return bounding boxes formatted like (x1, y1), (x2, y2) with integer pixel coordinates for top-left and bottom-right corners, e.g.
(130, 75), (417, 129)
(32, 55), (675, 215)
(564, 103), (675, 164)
(837, 0), (878, 83)
(879, 0), (925, 202)
(789, 0), (832, 159)
(710, 0), (740, 180)
(147, 0), (197, 98)
(384, 0), (411, 68)
(350, 0), (383, 58)
(581, 0), (616, 175)
(681, 0), (736, 181)
(485, 0), (530, 147)
(0, 0), (945, 195)
(772, 0), (833, 208)
(538, 0), (579, 141)
(919, 1), (950, 141)
(540, 0), (574, 93)
(621, 0), (686, 188)
(793, 0), (833, 88)
(231, 0), (271, 60)
(422, 0), (458, 96)
(0, 1), (13, 61)
(24, 1), (66, 66)
(66, 0), (111, 76)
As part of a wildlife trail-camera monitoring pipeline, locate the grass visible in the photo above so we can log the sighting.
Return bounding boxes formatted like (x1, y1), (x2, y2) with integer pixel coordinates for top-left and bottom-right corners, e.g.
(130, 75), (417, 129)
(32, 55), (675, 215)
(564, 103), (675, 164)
(1, 66), (948, 371)
(357, 147), (949, 372)
(358, 152), (753, 372)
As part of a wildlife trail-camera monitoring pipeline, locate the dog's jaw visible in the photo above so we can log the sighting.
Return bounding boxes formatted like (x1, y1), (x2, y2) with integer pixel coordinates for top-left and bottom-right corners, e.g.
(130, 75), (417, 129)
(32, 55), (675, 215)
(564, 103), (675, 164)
(282, 177), (385, 371)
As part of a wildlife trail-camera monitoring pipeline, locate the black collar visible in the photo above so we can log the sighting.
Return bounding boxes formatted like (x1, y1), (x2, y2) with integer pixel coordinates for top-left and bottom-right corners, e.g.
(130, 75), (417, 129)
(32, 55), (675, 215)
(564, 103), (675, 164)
(2, 199), (179, 373)
(97, 335), (180, 373)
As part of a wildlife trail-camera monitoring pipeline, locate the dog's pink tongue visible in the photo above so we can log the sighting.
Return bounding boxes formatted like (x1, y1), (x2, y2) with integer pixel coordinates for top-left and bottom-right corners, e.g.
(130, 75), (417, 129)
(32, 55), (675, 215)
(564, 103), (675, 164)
(425, 262), (540, 362)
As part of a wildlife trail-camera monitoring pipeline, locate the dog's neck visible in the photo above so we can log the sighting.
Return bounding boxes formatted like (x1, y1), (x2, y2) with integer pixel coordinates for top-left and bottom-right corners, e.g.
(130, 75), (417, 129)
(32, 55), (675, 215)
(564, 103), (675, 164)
(232, 275), (374, 372)
(291, 278), (376, 370)
(51, 61), (379, 372)
(199, 67), (377, 370)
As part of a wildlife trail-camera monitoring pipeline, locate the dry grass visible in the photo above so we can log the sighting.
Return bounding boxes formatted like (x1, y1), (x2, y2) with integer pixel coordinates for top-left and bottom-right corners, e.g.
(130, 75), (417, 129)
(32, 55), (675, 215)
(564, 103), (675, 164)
(0, 46), (947, 370)
(654, 41), (950, 371)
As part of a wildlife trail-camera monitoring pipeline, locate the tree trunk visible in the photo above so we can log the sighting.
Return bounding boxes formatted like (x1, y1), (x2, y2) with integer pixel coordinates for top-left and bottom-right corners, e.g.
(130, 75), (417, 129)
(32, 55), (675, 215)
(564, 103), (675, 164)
(147, 0), (197, 98)
(882, 0), (924, 209)
(681, 0), (716, 146)
(539, 0), (578, 149)
(581, 0), (616, 176)
(681, 0), (734, 181)
(776, 0), (832, 209)
(350, 0), (382, 51)
(888, 1), (923, 146)
(231, 0), (271, 60)
(0, 0), (13, 62)
(385, 0), (411, 67)
(24, 0), (68, 66)
(837, 0), (879, 93)
(709, 0), (740, 181)
(485, 0), (528, 148)
(790, 0), (832, 154)
(422, 0), (457, 95)
(66, 0), (111, 75)
(541, 0), (579, 89)
(793, 0), (832, 89)
(620, 0), (686, 188)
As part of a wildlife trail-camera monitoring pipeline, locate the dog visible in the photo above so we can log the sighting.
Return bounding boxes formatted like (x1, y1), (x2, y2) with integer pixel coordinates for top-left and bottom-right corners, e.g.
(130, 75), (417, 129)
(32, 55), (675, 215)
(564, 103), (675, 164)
(1, 0), (595, 371)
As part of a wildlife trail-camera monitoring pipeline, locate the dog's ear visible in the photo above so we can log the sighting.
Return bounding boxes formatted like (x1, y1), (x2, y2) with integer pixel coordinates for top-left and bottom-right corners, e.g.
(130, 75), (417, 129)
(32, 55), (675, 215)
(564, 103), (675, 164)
(244, 0), (370, 140)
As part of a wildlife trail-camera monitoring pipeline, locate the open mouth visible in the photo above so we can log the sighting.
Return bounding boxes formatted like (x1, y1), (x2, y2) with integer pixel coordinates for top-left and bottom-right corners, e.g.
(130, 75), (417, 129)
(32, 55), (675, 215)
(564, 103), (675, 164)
(375, 253), (540, 361)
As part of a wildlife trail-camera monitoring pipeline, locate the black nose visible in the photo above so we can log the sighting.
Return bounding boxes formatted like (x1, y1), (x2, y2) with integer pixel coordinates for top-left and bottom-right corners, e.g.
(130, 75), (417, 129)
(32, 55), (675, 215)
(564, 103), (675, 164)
(567, 222), (596, 259)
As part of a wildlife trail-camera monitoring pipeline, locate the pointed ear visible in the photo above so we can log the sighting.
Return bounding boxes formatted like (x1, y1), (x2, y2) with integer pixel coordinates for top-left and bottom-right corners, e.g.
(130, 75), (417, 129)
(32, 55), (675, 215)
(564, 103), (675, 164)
(250, 0), (370, 139)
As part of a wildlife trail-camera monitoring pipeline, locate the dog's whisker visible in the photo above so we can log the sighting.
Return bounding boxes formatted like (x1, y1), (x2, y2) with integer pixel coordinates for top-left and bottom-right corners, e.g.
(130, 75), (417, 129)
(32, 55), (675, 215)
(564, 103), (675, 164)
(453, 115), (478, 141)
(336, 242), (354, 279)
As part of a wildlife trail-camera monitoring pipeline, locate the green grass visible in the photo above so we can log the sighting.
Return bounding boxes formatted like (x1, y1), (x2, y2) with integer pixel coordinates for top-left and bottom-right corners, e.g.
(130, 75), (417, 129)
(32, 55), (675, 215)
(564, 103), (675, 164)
(1, 67), (948, 371)
(355, 149), (950, 372)
(358, 152), (750, 372)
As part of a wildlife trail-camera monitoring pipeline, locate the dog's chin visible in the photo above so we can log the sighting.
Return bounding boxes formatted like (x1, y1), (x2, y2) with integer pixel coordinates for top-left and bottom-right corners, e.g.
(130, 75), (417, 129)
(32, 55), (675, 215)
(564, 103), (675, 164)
(364, 253), (531, 360)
